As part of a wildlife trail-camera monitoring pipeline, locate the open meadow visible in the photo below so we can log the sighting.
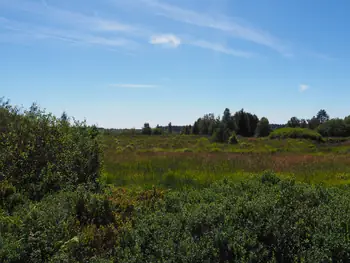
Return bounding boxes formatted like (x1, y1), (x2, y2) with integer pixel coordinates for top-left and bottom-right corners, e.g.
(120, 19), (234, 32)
(102, 134), (350, 188)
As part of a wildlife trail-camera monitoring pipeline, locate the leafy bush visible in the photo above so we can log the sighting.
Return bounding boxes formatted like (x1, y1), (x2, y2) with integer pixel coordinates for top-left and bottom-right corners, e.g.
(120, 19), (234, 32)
(116, 176), (350, 262)
(0, 101), (101, 201)
(228, 132), (239, 144)
(318, 118), (350, 137)
(212, 125), (232, 143)
(269, 127), (324, 142)
(256, 117), (271, 137)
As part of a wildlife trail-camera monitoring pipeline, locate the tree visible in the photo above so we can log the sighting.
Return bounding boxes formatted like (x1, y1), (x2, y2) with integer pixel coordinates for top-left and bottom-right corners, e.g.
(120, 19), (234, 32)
(212, 123), (231, 143)
(221, 108), (236, 131)
(192, 120), (200, 135)
(308, 117), (320, 130)
(300, 119), (308, 129)
(233, 109), (258, 137)
(287, 117), (300, 128)
(316, 109), (330, 124)
(168, 122), (173, 134)
(142, 123), (152, 135)
(256, 117), (271, 137)
(61, 111), (69, 122)
(344, 115), (350, 125)
(248, 114), (259, 136)
(152, 125), (163, 135)
(318, 119), (350, 137)
(222, 108), (231, 124)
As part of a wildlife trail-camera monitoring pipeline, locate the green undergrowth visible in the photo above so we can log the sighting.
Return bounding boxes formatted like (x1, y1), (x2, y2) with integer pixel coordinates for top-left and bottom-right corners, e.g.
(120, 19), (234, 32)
(103, 152), (350, 188)
(114, 175), (350, 262)
(269, 127), (324, 142)
(103, 134), (350, 155)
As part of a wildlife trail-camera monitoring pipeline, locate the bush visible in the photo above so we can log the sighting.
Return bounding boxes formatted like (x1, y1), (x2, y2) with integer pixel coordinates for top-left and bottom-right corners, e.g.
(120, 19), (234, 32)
(115, 177), (350, 262)
(228, 132), (239, 144)
(318, 118), (350, 137)
(152, 127), (163, 135)
(269, 127), (324, 142)
(256, 117), (271, 137)
(0, 101), (102, 201)
(212, 125), (232, 143)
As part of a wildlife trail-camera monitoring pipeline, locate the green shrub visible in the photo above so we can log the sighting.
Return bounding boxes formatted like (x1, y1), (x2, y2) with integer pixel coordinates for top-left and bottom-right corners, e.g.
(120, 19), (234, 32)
(228, 132), (239, 144)
(0, 101), (102, 201)
(269, 127), (324, 142)
(212, 125), (231, 143)
(116, 177), (350, 262)
(318, 119), (350, 137)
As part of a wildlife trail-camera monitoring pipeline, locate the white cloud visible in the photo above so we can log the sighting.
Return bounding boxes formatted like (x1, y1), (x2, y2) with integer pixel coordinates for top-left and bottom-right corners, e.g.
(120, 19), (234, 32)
(139, 0), (289, 55)
(110, 84), (158, 88)
(299, 84), (310, 92)
(150, 34), (181, 48)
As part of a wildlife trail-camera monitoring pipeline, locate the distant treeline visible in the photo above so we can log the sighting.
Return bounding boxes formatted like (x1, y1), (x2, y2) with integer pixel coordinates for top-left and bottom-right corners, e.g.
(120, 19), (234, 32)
(103, 107), (350, 140)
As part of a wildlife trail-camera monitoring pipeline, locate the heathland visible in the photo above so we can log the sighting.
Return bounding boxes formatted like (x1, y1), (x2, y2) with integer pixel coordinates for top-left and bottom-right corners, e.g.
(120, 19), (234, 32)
(2, 101), (350, 262)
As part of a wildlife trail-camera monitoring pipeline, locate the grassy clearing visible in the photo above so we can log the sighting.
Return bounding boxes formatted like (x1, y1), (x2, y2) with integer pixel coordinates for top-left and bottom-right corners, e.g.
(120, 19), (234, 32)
(102, 134), (350, 188)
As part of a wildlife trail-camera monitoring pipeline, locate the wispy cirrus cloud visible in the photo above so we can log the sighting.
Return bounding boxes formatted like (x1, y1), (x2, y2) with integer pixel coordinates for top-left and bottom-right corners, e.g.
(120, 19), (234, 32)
(189, 40), (254, 58)
(0, 16), (138, 49)
(0, 0), (140, 50)
(139, 0), (289, 55)
(0, 0), (269, 58)
(150, 34), (181, 48)
(110, 84), (158, 88)
(0, 0), (136, 33)
(299, 84), (310, 92)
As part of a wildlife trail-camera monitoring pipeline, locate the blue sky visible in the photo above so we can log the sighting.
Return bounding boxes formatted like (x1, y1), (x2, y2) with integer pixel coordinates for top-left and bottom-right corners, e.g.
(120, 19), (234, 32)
(1, 0), (349, 128)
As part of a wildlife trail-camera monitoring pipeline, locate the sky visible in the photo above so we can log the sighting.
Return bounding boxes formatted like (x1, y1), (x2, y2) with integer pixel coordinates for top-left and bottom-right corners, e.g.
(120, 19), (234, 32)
(1, 0), (350, 128)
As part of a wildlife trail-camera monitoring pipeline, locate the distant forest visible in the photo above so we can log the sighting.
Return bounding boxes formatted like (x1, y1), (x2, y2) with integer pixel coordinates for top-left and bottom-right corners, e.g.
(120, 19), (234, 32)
(103, 108), (350, 141)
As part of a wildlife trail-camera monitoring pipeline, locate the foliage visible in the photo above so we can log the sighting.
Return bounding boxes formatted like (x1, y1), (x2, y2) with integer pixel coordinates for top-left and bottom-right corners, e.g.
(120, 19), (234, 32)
(0, 100), (101, 201)
(270, 127), (324, 142)
(191, 121), (200, 135)
(233, 109), (259, 137)
(307, 117), (321, 130)
(256, 117), (271, 137)
(168, 122), (173, 134)
(316, 109), (330, 124)
(152, 125), (163, 135)
(318, 118), (350, 137)
(2, 100), (350, 262)
(212, 123), (232, 143)
(141, 123), (152, 135)
(116, 176), (350, 262)
(287, 116), (301, 128)
(228, 132), (239, 144)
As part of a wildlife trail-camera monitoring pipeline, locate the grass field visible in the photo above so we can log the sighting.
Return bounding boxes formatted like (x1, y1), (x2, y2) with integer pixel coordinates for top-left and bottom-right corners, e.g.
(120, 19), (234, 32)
(101, 134), (350, 189)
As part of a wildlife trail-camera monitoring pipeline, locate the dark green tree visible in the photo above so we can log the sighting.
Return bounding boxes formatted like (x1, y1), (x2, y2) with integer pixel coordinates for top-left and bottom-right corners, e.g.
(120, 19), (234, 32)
(142, 123), (152, 135)
(287, 117), (301, 128)
(300, 119), (308, 128)
(316, 109), (330, 124)
(192, 120), (200, 135)
(318, 119), (350, 137)
(222, 108), (236, 131)
(256, 117), (271, 137)
(212, 123), (231, 143)
(168, 122), (173, 134)
(308, 117), (320, 130)
(152, 125), (163, 135)
(233, 109), (258, 137)
(344, 115), (350, 125)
